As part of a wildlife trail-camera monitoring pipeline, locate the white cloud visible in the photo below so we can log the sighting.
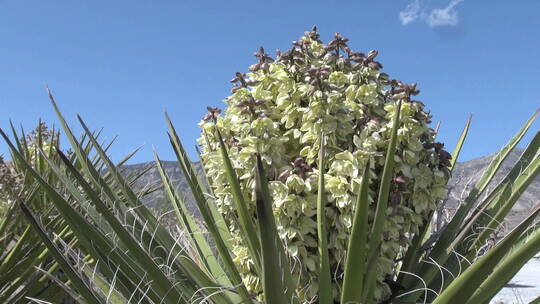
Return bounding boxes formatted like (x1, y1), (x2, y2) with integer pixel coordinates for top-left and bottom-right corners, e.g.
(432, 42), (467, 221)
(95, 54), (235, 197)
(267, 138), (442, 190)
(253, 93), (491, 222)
(399, 0), (422, 25)
(426, 0), (464, 27)
(399, 0), (465, 27)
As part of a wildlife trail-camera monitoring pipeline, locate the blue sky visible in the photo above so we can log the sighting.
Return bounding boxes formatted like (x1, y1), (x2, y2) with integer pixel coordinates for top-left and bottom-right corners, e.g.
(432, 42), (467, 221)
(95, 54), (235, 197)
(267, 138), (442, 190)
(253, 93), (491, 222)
(1, 1), (539, 164)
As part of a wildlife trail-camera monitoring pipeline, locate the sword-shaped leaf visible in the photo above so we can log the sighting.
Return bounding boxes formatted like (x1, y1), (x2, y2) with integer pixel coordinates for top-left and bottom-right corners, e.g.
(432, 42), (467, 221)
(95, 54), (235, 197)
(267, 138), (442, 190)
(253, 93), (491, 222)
(361, 100), (402, 302)
(316, 136), (332, 304)
(215, 127), (261, 272)
(254, 155), (298, 304)
(341, 164), (371, 303)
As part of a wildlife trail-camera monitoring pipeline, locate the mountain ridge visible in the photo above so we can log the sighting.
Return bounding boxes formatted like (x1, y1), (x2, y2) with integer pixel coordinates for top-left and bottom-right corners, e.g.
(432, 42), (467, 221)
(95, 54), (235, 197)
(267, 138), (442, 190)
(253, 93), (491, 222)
(121, 148), (539, 232)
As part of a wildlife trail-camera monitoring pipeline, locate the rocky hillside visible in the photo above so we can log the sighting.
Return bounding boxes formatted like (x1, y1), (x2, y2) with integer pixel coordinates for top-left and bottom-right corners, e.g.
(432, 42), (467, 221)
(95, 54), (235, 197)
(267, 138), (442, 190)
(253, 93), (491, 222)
(120, 161), (203, 216)
(446, 148), (539, 231)
(121, 148), (539, 230)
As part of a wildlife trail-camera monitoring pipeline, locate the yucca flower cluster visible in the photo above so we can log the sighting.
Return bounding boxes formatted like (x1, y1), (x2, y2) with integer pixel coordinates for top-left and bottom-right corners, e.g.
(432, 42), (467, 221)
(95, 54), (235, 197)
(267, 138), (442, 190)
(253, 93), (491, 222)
(198, 27), (450, 302)
(0, 123), (51, 217)
(0, 156), (17, 217)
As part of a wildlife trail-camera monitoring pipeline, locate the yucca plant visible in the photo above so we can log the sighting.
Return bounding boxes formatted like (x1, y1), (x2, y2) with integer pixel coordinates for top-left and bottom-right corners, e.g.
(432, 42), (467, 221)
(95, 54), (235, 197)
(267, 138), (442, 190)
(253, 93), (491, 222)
(0, 122), (94, 303)
(1, 29), (539, 304)
(0, 122), (74, 303)
(0, 122), (152, 303)
(197, 27), (450, 302)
